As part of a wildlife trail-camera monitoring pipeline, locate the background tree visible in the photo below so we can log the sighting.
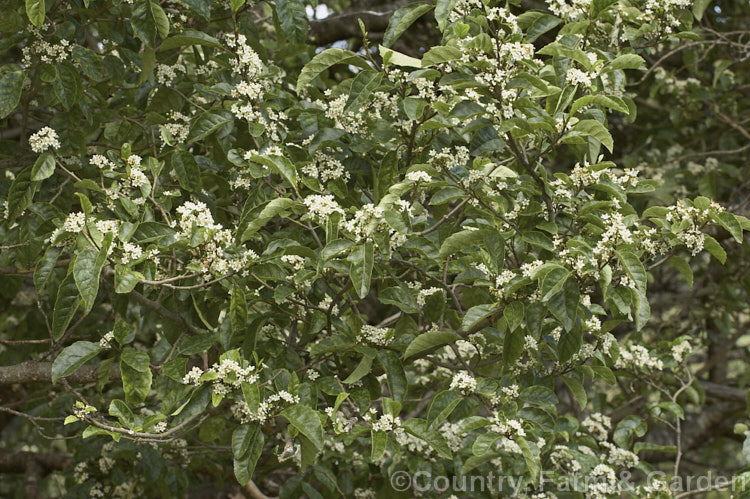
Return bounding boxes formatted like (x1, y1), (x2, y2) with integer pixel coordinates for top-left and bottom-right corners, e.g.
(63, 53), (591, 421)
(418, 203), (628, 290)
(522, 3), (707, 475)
(1, 0), (749, 497)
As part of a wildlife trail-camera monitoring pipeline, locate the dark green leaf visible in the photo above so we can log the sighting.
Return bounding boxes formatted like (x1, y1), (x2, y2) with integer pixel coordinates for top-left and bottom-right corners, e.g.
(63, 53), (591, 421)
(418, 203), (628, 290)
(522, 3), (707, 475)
(51, 341), (102, 384)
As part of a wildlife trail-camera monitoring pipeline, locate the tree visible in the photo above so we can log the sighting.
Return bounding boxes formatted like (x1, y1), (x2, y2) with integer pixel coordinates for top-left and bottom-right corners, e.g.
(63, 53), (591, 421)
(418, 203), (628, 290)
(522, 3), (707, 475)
(1, 0), (749, 497)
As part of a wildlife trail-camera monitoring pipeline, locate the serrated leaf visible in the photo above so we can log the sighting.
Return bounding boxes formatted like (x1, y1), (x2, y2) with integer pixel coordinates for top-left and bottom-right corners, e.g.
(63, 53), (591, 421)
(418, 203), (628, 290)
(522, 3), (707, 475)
(34, 246), (61, 291)
(371, 431), (387, 461)
(51, 341), (102, 384)
(703, 235), (726, 264)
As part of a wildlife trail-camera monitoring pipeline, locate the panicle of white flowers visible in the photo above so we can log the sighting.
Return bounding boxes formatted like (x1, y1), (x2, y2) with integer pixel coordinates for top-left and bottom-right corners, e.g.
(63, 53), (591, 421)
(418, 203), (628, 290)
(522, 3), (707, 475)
(406, 170), (432, 183)
(582, 412), (611, 440)
(371, 413), (401, 432)
(358, 324), (391, 346)
(567, 68), (596, 87)
(182, 366), (203, 385)
(449, 372), (477, 395)
(29, 127), (61, 153)
(303, 194), (345, 224)
(615, 344), (664, 371)
(63, 212), (86, 233)
(671, 340), (692, 363)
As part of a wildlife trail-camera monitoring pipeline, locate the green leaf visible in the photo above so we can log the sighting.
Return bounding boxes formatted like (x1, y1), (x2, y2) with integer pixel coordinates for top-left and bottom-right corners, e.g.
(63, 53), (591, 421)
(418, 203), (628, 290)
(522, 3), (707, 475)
(668, 256), (693, 288)
(548, 277), (579, 332)
(51, 341), (102, 384)
(275, 0), (309, 44)
(572, 119), (614, 153)
(570, 95), (630, 116)
(53, 62), (82, 110)
(601, 54), (646, 73)
(180, 0), (210, 18)
(6, 166), (35, 222)
(296, 48), (369, 95)
(34, 247), (61, 291)
(120, 347), (152, 405)
(52, 273), (81, 341)
(421, 45), (462, 67)
(343, 354), (374, 384)
(439, 229), (494, 259)
(158, 30), (222, 51)
(382, 2), (433, 48)
(25, 0), (45, 27)
(345, 71), (383, 113)
(131, 0), (169, 47)
(538, 42), (592, 70)
(616, 250), (647, 294)
(230, 285), (247, 337)
(461, 303), (497, 331)
(379, 45), (422, 68)
(230, 0), (245, 13)
(31, 152), (55, 181)
(349, 242), (374, 299)
(71, 46), (104, 81)
(282, 404), (324, 450)
(703, 235), (726, 264)
(171, 150), (203, 192)
(403, 330), (460, 359)
(516, 436), (538, 482)
(563, 376), (587, 409)
(402, 418), (452, 459)
(434, 0), (458, 31)
(525, 13), (562, 42)
(503, 301), (524, 332)
(503, 329), (525, 366)
(0, 65), (25, 119)
(73, 251), (99, 314)
(712, 211), (743, 244)
(240, 198), (296, 241)
(109, 399), (135, 427)
(692, 0), (712, 20)
(233, 426), (264, 485)
(187, 112), (232, 143)
(246, 154), (298, 191)
(427, 390), (461, 428)
(114, 264), (144, 294)
(371, 431), (387, 461)
(377, 350), (407, 401)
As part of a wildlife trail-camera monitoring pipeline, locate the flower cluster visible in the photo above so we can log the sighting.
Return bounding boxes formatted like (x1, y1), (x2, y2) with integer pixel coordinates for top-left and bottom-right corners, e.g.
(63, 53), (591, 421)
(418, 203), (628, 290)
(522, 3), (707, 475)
(29, 127), (61, 153)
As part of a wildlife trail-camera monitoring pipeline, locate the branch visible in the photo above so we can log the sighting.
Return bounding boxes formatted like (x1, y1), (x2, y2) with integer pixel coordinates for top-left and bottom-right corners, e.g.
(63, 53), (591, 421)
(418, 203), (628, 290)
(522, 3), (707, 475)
(0, 360), (119, 386)
(0, 449), (69, 473)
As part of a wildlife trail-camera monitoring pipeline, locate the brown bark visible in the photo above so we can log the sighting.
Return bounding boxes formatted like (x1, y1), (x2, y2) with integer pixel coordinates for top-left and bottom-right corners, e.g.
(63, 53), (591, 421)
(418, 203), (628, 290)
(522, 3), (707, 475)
(0, 360), (120, 386)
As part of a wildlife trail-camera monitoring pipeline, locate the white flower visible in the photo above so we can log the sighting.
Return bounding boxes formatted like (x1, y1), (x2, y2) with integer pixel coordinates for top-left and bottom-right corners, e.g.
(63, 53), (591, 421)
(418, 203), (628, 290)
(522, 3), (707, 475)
(182, 366), (203, 385)
(29, 127), (61, 153)
(99, 331), (114, 348)
(450, 372), (477, 394)
(63, 212), (86, 233)
(406, 170), (432, 183)
(303, 194), (345, 223)
(359, 324), (391, 346)
(567, 68), (594, 87)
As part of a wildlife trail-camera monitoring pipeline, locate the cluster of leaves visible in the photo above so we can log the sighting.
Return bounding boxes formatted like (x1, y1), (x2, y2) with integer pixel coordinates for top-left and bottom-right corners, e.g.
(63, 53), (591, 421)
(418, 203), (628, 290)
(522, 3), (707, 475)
(1, 0), (750, 497)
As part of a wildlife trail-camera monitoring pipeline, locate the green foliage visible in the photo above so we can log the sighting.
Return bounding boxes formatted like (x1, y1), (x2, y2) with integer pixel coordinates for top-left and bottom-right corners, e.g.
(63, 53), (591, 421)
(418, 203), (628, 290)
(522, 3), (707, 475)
(2, 0), (750, 497)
